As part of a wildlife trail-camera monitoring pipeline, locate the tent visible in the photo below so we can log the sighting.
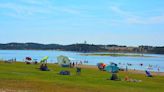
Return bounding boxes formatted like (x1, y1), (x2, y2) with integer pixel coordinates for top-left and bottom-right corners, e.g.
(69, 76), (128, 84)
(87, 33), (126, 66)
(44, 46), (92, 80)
(105, 62), (120, 80)
(25, 57), (32, 64)
(145, 70), (153, 77)
(97, 62), (106, 71)
(57, 55), (70, 67)
(105, 64), (119, 73)
(40, 56), (49, 63)
(26, 57), (32, 61)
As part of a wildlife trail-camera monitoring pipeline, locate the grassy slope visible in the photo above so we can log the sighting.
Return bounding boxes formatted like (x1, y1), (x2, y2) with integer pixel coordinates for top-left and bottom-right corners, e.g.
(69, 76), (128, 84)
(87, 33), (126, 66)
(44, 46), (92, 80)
(0, 61), (164, 92)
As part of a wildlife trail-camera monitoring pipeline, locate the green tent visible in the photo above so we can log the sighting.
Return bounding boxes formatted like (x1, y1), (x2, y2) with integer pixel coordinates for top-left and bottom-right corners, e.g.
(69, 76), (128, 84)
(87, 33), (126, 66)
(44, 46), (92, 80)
(57, 55), (70, 66)
(40, 56), (49, 63)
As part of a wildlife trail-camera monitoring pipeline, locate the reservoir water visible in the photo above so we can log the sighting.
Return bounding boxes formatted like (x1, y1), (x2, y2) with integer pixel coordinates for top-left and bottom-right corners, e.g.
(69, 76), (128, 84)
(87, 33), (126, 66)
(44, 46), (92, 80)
(0, 50), (164, 72)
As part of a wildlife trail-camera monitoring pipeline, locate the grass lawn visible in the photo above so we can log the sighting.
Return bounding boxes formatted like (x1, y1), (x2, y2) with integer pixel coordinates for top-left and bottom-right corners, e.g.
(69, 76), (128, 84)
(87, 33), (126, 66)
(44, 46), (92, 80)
(0, 61), (164, 92)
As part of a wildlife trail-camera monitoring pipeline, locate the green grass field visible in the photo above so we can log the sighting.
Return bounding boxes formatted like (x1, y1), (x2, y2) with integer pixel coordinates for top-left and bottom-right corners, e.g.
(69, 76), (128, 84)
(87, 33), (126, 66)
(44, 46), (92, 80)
(0, 61), (164, 92)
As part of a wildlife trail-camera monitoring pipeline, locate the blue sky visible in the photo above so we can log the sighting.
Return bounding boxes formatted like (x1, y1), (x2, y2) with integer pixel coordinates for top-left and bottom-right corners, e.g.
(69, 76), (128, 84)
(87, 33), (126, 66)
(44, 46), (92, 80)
(0, 0), (164, 46)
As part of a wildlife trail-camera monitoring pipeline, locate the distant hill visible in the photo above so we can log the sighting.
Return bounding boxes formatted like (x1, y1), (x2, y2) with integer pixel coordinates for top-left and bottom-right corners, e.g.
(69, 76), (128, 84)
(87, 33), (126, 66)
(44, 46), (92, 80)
(0, 43), (164, 54)
(148, 46), (164, 54)
(64, 44), (106, 52)
(0, 43), (106, 52)
(0, 43), (63, 50)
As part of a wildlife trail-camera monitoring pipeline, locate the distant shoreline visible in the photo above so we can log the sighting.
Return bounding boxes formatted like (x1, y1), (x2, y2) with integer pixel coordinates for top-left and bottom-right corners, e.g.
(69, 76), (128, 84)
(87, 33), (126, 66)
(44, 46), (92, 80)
(0, 49), (163, 56)
(80, 53), (154, 57)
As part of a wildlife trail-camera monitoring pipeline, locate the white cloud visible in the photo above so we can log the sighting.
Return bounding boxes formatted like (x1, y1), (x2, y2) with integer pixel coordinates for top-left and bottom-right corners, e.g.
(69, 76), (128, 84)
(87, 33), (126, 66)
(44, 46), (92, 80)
(110, 6), (137, 18)
(0, 1), (82, 19)
(110, 6), (164, 25)
(0, 2), (51, 17)
(127, 15), (164, 24)
(20, 0), (50, 5)
(148, 15), (164, 24)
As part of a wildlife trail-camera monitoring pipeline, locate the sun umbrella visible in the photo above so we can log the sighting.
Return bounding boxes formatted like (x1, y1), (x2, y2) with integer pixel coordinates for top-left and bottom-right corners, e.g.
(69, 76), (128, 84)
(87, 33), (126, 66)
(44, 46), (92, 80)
(40, 56), (49, 63)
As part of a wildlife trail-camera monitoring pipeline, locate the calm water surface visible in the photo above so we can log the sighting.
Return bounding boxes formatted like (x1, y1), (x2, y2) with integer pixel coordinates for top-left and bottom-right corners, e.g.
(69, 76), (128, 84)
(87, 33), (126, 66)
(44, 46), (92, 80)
(0, 50), (164, 72)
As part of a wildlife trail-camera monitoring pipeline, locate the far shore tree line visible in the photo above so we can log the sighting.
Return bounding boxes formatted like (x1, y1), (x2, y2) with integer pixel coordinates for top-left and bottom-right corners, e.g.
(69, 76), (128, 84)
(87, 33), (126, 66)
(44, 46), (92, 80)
(0, 43), (164, 54)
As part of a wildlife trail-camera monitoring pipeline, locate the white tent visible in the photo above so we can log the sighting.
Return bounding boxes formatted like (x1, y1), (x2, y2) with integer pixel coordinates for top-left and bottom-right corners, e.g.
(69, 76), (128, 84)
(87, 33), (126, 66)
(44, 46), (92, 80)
(57, 55), (70, 66)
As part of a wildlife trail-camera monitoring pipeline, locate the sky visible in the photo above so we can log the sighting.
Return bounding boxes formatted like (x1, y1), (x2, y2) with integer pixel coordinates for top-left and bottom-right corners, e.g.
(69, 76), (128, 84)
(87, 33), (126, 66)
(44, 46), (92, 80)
(0, 0), (164, 46)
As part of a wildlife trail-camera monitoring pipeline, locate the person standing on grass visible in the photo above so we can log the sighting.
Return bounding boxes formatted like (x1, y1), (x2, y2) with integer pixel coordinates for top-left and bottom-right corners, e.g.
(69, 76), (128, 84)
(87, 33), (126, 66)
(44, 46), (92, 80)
(76, 67), (81, 75)
(80, 61), (82, 65)
(73, 62), (75, 67)
(76, 62), (78, 66)
(126, 66), (128, 71)
(70, 62), (72, 68)
(158, 66), (160, 72)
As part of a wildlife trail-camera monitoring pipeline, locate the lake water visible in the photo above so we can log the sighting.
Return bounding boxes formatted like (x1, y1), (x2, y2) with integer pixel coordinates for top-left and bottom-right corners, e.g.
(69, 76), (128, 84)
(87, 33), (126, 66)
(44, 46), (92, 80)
(0, 50), (164, 72)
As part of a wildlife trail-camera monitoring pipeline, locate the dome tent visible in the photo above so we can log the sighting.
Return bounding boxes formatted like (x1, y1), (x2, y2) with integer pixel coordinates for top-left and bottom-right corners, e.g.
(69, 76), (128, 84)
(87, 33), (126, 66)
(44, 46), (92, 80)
(25, 57), (32, 64)
(97, 62), (106, 71)
(105, 62), (120, 80)
(57, 55), (70, 67)
(26, 57), (32, 61)
(105, 62), (119, 73)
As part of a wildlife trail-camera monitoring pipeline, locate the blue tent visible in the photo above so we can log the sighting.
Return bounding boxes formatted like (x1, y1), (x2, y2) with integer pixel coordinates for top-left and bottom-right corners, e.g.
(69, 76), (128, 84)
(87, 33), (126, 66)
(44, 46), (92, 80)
(105, 65), (119, 73)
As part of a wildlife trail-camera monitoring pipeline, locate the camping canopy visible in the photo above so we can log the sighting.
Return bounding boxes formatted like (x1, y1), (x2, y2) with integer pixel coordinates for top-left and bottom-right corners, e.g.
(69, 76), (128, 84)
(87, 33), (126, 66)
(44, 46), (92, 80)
(40, 56), (49, 63)
(57, 55), (70, 65)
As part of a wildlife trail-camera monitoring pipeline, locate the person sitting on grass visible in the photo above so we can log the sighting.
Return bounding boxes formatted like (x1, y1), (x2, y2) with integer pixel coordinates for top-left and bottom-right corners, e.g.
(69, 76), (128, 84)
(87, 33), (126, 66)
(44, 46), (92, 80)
(34, 61), (38, 64)
(40, 64), (50, 71)
(125, 76), (130, 81)
(40, 64), (44, 70)
(124, 76), (142, 82)
(110, 73), (120, 80)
